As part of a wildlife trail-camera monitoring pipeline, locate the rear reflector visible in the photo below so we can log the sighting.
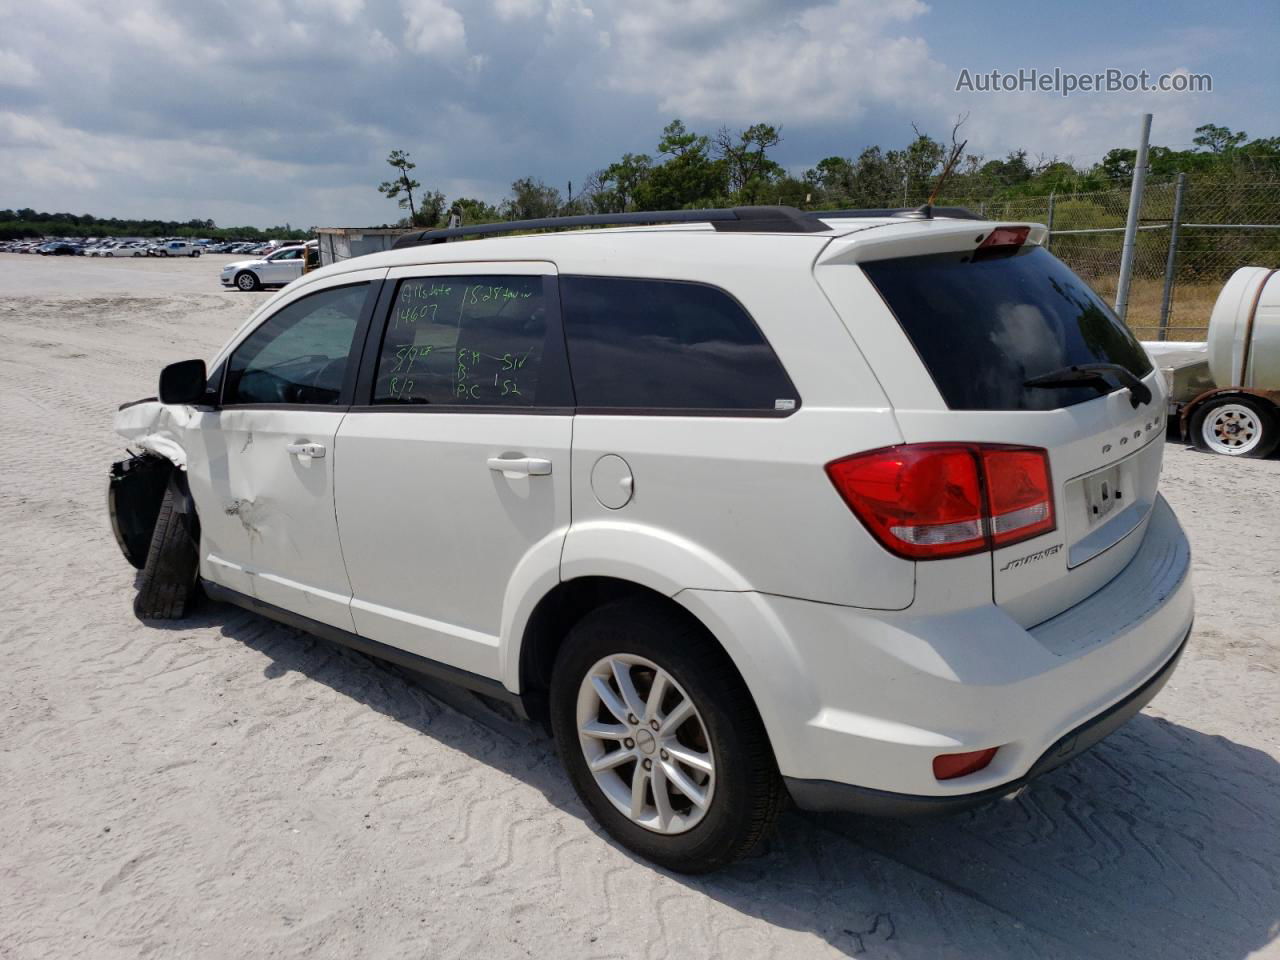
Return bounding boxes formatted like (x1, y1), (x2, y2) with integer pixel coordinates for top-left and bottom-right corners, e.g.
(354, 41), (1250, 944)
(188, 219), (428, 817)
(933, 748), (998, 781)
(826, 443), (1055, 560)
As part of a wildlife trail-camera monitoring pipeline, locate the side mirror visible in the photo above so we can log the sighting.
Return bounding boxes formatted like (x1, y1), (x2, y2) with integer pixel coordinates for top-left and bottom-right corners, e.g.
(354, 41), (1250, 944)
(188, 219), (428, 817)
(159, 359), (208, 405)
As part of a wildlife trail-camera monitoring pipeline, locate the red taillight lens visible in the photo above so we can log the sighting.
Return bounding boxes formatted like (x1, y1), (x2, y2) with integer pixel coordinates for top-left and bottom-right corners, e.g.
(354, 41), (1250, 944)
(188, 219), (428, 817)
(982, 448), (1056, 547)
(826, 443), (1054, 560)
(933, 748), (998, 781)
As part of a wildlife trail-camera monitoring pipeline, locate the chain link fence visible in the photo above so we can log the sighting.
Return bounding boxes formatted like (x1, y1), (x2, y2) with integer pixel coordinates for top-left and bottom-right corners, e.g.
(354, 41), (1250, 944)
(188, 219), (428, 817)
(947, 180), (1280, 341)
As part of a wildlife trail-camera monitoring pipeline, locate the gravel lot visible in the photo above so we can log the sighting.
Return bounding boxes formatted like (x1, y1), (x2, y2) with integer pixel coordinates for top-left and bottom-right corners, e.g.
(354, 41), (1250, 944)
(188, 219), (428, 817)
(2, 253), (1278, 960)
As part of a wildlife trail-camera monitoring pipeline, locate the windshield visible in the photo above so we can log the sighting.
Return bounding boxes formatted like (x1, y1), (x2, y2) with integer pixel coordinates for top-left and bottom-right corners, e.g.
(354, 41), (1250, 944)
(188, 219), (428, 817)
(861, 244), (1153, 411)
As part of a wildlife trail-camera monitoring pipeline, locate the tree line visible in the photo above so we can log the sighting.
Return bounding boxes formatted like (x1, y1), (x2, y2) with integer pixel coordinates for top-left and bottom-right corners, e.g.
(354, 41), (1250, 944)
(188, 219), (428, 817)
(380, 119), (1280, 229)
(0, 211), (310, 242)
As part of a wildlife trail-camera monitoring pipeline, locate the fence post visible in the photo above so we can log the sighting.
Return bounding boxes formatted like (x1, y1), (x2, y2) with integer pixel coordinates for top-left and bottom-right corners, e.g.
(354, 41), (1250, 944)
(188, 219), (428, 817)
(1045, 191), (1055, 251)
(1157, 172), (1187, 341)
(1114, 112), (1152, 322)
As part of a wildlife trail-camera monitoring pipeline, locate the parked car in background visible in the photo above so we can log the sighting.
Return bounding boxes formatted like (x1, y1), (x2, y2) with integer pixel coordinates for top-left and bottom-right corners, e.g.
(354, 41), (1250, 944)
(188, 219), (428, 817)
(38, 241), (81, 256)
(153, 240), (203, 258)
(220, 244), (307, 290)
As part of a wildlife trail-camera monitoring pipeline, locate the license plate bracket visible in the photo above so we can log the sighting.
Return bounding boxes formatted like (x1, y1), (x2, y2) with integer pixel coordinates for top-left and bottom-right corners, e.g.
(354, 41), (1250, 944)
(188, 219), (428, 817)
(1083, 465), (1123, 526)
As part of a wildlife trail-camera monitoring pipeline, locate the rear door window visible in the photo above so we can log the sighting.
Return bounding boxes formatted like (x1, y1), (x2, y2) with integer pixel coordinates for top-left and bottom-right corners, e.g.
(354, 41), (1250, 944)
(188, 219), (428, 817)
(371, 275), (550, 406)
(860, 245), (1153, 411)
(559, 276), (798, 413)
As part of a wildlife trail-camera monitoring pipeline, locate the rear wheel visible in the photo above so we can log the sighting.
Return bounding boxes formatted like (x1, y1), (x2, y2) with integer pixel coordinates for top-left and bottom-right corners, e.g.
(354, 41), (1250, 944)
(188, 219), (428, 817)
(134, 483), (200, 620)
(549, 600), (783, 873)
(235, 271), (260, 291)
(1190, 396), (1279, 458)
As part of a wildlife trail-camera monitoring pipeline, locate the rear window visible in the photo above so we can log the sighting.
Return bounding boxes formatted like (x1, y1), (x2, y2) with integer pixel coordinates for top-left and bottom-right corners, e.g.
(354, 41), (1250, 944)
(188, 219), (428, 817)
(861, 245), (1153, 411)
(560, 276), (798, 413)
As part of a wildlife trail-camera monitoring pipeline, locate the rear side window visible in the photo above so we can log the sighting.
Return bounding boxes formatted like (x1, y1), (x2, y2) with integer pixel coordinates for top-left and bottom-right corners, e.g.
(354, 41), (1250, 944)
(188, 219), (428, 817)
(372, 275), (548, 406)
(861, 245), (1153, 411)
(560, 276), (797, 412)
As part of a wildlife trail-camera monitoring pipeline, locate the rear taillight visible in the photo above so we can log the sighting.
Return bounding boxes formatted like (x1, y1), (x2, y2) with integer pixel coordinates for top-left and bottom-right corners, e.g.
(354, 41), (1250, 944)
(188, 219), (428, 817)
(825, 443), (1055, 560)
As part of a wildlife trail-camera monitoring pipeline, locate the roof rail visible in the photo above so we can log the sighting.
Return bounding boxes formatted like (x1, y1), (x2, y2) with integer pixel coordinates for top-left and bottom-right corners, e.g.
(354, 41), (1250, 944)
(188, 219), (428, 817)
(390, 205), (828, 248)
(807, 205), (985, 221)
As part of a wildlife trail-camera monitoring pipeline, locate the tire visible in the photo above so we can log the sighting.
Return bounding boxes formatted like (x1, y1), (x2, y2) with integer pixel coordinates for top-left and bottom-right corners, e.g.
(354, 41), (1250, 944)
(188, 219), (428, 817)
(133, 481), (200, 620)
(1189, 396), (1279, 458)
(235, 271), (260, 291)
(549, 599), (784, 873)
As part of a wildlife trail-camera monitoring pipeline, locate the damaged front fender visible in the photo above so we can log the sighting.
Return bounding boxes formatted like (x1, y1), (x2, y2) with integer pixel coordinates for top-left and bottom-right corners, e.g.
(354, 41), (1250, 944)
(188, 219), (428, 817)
(114, 399), (192, 470)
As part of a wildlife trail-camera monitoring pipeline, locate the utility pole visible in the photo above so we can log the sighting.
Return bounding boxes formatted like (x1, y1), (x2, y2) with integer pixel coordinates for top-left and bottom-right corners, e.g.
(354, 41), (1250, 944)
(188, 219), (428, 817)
(1114, 112), (1152, 322)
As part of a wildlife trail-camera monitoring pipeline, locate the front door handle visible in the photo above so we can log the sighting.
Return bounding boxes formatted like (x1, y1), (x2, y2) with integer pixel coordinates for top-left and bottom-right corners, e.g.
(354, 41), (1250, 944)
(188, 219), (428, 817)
(287, 442), (327, 459)
(487, 456), (552, 477)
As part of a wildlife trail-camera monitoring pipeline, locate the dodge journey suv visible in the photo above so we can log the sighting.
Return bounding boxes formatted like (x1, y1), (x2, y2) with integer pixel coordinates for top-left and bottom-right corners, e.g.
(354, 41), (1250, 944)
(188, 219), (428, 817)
(109, 205), (1194, 873)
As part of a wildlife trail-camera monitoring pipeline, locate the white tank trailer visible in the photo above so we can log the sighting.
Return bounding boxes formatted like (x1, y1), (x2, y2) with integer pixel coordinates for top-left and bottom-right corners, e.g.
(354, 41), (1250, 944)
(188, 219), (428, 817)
(1144, 266), (1280, 457)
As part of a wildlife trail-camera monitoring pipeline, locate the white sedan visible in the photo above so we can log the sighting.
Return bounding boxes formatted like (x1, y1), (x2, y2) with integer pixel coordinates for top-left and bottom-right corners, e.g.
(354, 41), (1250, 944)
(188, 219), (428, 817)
(88, 243), (147, 257)
(220, 245), (309, 291)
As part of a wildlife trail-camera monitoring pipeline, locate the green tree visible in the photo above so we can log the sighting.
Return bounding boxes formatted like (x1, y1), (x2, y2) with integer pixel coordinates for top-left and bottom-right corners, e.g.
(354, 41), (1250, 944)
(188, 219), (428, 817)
(503, 177), (562, 220)
(413, 190), (446, 228)
(378, 149), (422, 218)
(1193, 124), (1247, 154)
(715, 123), (783, 203)
(450, 197), (502, 225)
(595, 153), (653, 212)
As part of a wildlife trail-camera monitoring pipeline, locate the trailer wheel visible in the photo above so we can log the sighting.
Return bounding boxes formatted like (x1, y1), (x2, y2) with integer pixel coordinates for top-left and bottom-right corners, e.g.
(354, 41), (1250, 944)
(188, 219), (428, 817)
(1190, 396), (1279, 458)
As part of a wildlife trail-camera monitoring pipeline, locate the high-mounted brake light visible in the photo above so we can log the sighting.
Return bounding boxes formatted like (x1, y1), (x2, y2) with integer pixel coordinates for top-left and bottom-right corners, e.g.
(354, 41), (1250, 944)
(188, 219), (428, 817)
(978, 226), (1030, 249)
(825, 443), (1055, 560)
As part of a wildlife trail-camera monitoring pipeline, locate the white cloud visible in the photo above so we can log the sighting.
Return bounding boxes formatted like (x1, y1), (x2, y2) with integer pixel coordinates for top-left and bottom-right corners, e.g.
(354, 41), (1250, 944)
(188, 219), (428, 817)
(402, 0), (468, 56)
(607, 0), (944, 123)
(0, 49), (39, 87)
(492, 0), (542, 20)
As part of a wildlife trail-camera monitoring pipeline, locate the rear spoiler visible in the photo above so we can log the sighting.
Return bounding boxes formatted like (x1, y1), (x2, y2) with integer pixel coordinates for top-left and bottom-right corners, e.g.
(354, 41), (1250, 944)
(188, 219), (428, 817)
(816, 221), (1048, 266)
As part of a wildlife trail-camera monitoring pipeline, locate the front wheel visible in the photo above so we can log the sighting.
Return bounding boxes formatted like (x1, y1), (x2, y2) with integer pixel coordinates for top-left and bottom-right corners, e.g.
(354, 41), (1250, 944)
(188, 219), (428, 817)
(134, 482), (200, 620)
(1190, 396), (1279, 458)
(235, 271), (261, 291)
(550, 600), (784, 873)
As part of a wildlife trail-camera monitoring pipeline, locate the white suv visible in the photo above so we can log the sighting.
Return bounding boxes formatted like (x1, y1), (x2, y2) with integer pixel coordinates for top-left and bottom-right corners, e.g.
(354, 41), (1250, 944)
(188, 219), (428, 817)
(110, 205), (1193, 873)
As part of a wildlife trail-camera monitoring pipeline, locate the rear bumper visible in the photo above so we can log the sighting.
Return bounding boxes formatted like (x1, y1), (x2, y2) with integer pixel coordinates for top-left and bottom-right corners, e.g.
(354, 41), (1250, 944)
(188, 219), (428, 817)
(784, 625), (1189, 815)
(677, 495), (1193, 807)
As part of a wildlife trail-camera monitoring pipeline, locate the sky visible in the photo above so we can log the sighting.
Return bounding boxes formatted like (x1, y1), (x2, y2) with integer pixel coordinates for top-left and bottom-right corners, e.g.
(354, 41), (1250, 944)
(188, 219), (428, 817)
(1, 0), (1276, 229)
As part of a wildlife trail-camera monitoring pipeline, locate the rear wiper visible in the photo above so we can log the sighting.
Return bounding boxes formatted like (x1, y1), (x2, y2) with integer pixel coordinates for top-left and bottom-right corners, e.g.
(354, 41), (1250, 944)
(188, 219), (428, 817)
(1024, 363), (1152, 409)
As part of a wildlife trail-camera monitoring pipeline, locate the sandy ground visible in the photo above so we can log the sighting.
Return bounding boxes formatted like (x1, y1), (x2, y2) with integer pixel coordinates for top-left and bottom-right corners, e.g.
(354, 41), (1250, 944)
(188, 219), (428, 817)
(1, 253), (1278, 960)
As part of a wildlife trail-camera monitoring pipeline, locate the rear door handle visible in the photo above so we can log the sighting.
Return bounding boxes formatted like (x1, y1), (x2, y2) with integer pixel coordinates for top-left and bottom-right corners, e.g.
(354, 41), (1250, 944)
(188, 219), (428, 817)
(286, 442), (327, 459)
(487, 456), (552, 477)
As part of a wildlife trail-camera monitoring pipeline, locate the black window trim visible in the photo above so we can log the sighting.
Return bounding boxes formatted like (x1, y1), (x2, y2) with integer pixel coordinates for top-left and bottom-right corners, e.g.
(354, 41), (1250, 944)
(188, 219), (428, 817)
(218, 279), (382, 411)
(352, 270), (576, 411)
(558, 273), (802, 418)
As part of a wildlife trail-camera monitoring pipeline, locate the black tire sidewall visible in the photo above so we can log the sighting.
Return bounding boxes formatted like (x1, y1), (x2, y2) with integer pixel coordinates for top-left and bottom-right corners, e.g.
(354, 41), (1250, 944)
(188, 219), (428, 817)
(549, 602), (777, 873)
(1191, 396), (1279, 458)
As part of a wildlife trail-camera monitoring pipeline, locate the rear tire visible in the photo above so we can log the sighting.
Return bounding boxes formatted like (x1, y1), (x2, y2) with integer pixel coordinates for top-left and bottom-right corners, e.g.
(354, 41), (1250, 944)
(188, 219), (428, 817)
(549, 599), (784, 873)
(134, 483), (200, 620)
(1190, 396), (1279, 458)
